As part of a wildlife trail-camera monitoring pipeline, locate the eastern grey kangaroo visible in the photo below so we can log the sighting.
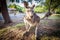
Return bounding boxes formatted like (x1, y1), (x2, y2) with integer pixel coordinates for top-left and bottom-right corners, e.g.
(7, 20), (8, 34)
(23, 1), (40, 37)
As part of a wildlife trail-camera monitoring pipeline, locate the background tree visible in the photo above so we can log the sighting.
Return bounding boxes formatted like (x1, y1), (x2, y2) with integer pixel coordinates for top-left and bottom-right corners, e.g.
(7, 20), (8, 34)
(0, 0), (11, 24)
(45, 0), (60, 13)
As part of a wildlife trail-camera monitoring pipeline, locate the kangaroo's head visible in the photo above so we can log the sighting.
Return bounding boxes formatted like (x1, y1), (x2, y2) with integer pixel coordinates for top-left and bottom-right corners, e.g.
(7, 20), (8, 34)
(23, 1), (35, 18)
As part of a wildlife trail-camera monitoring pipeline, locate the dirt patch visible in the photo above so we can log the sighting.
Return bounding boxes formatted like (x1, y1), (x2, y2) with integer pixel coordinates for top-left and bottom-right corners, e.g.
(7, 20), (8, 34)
(0, 19), (60, 40)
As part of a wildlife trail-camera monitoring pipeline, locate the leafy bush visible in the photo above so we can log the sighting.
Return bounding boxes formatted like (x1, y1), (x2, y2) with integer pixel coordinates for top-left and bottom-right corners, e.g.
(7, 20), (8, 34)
(16, 5), (24, 12)
(8, 4), (47, 13)
(55, 8), (60, 14)
(34, 5), (47, 13)
(8, 4), (25, 13)
(8, 4), (16, 8)
(56, 12), (60, 14)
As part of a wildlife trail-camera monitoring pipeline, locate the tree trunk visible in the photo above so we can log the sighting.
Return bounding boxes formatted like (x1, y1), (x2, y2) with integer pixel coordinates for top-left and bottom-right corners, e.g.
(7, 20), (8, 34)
(0, 0), (12, 24)
(48, 0), (52, 12)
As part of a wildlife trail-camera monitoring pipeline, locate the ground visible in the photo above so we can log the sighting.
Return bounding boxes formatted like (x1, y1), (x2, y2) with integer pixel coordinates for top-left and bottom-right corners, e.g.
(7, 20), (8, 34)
(0, 19), (60, 40)
(0, 14), (60, 40)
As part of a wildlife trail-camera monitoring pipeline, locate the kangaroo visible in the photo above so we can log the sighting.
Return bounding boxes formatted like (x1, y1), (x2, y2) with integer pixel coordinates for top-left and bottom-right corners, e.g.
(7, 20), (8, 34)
(23, 1), (40, 37)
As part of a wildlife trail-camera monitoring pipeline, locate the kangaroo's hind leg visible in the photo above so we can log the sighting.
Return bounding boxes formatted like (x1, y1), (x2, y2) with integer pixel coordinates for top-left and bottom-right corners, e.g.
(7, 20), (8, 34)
(35, 23), (40, 39)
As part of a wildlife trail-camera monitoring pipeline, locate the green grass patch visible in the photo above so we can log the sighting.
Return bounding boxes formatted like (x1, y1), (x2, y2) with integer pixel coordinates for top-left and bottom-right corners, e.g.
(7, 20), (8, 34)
(48, 14), (60, 19)
(15, 23), (25, 28)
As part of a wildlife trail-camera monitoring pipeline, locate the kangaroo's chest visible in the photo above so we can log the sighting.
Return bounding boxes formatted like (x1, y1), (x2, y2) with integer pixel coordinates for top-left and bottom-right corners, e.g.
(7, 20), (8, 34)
(24, 14), (40, 23)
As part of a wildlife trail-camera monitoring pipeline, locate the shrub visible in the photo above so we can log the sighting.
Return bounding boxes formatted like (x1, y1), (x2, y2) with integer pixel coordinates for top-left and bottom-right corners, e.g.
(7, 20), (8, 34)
(55, 8), (60, 14)
(34, 5), (47, 13)
(8, 4), (25, 13)
(15, 5), (23, 12)
(8, 4), (16, 8)
(8, 4), (47, 13)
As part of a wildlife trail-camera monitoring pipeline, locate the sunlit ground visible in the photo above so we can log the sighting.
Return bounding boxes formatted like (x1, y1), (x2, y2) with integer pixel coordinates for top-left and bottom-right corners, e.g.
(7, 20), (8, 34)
(48, 14), (60, 19)
(0, 14), (60, 40)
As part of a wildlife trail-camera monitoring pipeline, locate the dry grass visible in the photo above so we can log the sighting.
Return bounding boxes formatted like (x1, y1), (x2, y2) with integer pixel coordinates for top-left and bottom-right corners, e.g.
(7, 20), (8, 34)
(40, 35), (60, 40)
(0, 22), (60, 40)
(0, 23), (25, 39)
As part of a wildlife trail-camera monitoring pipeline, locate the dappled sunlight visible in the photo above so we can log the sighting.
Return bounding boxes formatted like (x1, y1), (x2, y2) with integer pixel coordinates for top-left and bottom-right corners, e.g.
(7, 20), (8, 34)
(41, 35), (60, 40)
(48, 14), (60, 19)
(0, 0), (60, 40)
(0, 23), (26, 40)
(0, 19), (60, 40)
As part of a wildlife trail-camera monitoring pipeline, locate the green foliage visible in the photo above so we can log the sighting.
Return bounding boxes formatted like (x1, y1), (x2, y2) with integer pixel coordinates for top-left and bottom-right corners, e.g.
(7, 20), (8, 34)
(8, 4), (25, 13)
(50, 0), (60, 9)
(34, 5), (47, 13)
(8, 0), (60, 13)
(8, 4), (47, 13)
(15, 5), (25, 13)
(8, 4), (16, 8)
(45, 0), (50, 9)
(45, 0), (60, 11)
(55, 7), (60, 14)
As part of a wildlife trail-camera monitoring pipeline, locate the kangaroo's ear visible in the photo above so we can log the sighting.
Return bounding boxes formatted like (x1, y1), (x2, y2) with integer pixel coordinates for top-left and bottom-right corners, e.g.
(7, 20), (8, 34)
(32, 4), (35, 8)
(23, 1), (28, 8)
